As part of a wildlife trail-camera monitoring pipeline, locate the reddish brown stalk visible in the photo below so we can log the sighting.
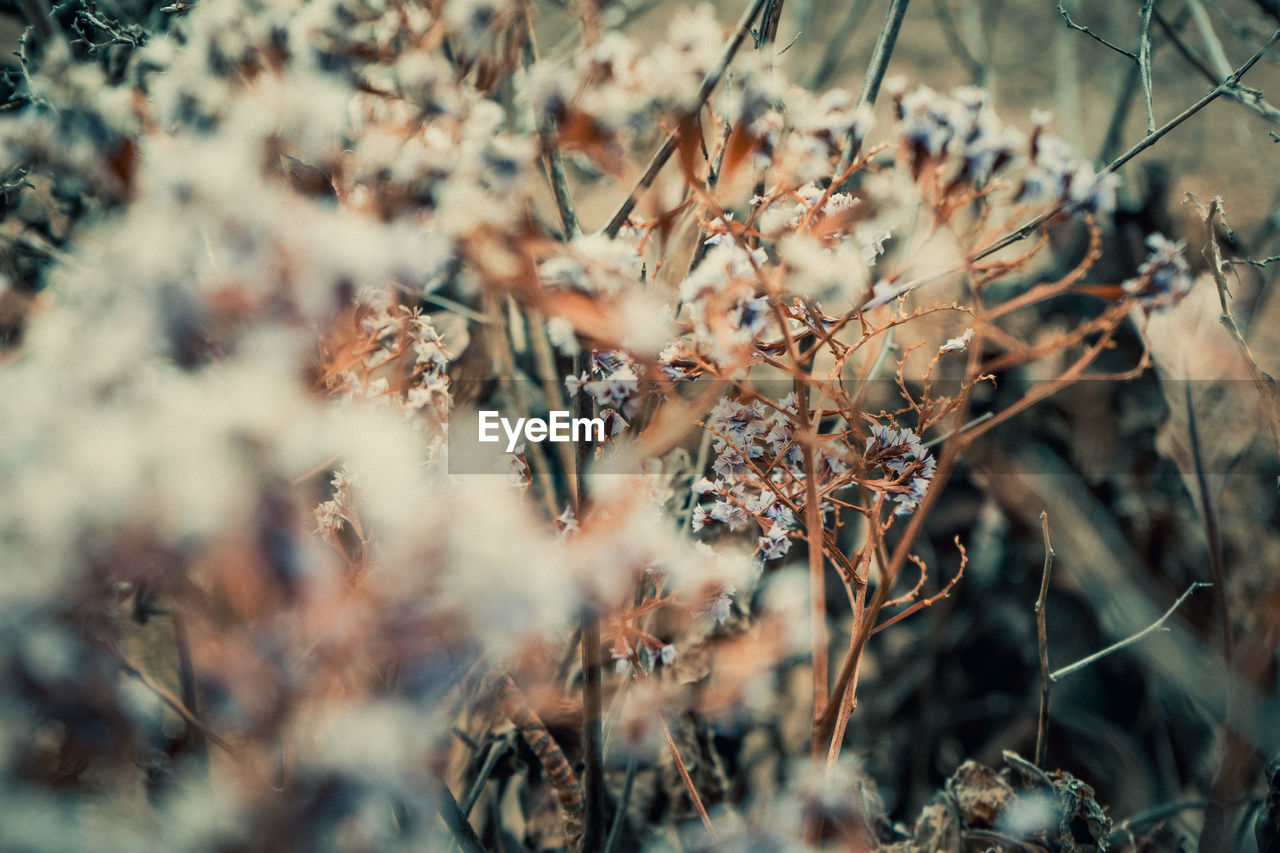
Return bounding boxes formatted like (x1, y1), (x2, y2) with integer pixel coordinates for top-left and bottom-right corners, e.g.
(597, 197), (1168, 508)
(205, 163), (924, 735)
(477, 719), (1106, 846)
(763, 296), (833, 731)
(870, 538), (967, 635)
(796, 376), (830, 731)
(814, 412), (967, 751)
(964, 302), (1130, 442)
(495, 674), (586, 850)
(659, 715), (718, 837)
(983, 219), (1101, 320)
(825, 496), (882, 766)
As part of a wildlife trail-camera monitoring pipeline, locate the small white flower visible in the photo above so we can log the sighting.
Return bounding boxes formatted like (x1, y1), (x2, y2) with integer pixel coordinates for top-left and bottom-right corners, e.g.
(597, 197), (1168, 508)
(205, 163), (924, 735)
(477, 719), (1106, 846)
(938, 329), (974, 353)
(711, 589), (734, 624)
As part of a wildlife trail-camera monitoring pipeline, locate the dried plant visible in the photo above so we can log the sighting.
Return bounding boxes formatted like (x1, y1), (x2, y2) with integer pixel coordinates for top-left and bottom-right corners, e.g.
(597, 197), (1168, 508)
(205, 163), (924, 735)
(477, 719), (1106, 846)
(0, 0), (1277, 851)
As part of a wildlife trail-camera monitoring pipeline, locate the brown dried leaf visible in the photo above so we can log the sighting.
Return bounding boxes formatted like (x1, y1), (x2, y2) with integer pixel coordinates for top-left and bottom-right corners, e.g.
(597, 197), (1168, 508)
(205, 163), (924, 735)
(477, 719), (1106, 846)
(1141, 272), (1262, 511)
(720, 120), (756, 185)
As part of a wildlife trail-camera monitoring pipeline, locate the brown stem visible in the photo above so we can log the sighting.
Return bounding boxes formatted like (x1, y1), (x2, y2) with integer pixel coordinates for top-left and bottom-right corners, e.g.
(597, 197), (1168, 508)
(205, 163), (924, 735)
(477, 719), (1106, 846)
(495, 674), (586, 848)
(796, 375), (829, 734)
(1034, 511), (1054, 768)
(659, 716), (717, 837)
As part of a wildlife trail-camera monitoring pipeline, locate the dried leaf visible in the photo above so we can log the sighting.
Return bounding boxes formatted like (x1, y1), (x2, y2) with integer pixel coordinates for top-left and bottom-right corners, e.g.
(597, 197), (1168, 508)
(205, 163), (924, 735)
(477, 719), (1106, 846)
(1141, 273), (1262, 512)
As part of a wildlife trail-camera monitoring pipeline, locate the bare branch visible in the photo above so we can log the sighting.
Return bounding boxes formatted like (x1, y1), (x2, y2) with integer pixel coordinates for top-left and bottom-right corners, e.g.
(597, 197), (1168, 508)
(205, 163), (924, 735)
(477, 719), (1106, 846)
(1050, 583), (1212, 682)
(1057, 2), (1138, 61)
(1151, 5), (1280, 124)
(1139, 0), (1157, 133)
(841, 0), (912, 168)
(1193, 195), (1280, 454)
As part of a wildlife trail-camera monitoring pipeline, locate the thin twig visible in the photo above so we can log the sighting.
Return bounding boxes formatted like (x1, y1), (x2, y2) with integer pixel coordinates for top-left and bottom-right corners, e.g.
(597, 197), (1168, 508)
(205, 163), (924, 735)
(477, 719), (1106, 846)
(17, 0), (55, 43)
(868, 538), (967, 635)
(1151, 5), (1280, 125)
(602, 0), (769, 237)
(523, 10), (582, 240)
(925, 411), (992, 447)
(1237, 254), (1280, 267)
(815, 413), (966, 748)
(824, 498), (881, 768)
(796, 375), (829, 731)
(659, 716), (717, 837)
(1057, 2), (1138, 60)
(1099, 27), (1278, 173)
(1184, 384), (1233, 666)
(1033, 511), (1054, 767)
(1049, 582), (1212, 682)
(842, 0), (911, 168)
(118, 654), (235, 756)
(1139, 0), (1156, 134)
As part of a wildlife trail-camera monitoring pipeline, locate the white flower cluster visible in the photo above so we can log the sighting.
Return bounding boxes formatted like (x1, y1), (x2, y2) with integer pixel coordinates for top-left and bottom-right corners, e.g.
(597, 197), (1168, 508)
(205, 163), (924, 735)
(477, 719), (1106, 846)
(691, 394), (849, 564)
(1123, 232), (1194, 310)
(888, 81), (1118, 215)
(327, 287), (453, 437)
(565, 348), (637, 433)
(679, 239), (771, 361)
(864, 423), (937, 516)
(518, 5), (725, 139)
(539, 233), (645, 294)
